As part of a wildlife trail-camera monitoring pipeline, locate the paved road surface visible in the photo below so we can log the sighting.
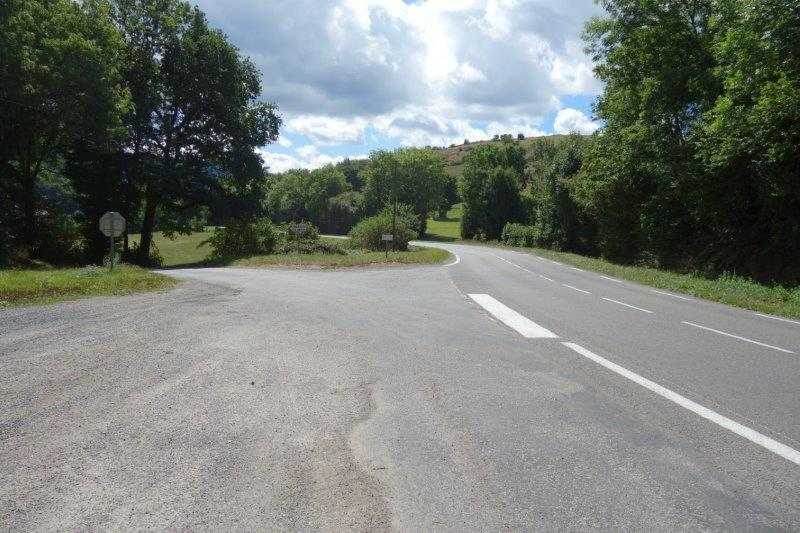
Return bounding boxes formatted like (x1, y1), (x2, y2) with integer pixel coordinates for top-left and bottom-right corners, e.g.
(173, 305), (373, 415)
(2, 241), (800, 530)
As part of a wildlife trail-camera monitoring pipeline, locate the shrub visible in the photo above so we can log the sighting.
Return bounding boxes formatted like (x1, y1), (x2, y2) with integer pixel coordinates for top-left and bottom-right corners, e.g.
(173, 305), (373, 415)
(123, 241), (163, 268)
(205, 219), (276, 258)
(275, 241), (346, 255)
(502, 223), (537, 247)
(349, 206), (418, 251)
(276, 222), (319, 244)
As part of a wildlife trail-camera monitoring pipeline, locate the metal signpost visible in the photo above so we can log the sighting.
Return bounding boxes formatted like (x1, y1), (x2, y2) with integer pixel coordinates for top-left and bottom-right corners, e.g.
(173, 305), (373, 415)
(382, 234), (394, 259)
(99, 211), (125, 271)
(289, 222), (309, 265)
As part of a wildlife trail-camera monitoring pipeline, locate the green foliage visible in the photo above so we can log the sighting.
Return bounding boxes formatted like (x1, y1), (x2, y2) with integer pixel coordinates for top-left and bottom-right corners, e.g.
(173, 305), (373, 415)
(349, 205), (419, 252)
(266, 166), (350, 231)
(204, 219), (276, 258)
(276, 222), (320, 243)
(458, 144), (525, 239)
(327, 191), (365, 234)
(275, 241), (346, 255)
(363, 148), (448, 235)
(501, 223), (537, 248)
(0, 0), (128, 260)
(574, 0), (800, 281)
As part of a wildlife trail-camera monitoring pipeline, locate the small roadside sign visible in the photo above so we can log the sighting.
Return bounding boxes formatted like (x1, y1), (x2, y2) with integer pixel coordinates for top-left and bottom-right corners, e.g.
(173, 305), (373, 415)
(289, 222), (309, 236)
(99, 211), (125, 237)
(381, 234), (394, 241)
(99, 211), (125, 271)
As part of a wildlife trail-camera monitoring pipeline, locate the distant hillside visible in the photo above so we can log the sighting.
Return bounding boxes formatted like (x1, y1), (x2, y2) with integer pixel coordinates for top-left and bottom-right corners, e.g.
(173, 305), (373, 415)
(436, 134), (576, 176)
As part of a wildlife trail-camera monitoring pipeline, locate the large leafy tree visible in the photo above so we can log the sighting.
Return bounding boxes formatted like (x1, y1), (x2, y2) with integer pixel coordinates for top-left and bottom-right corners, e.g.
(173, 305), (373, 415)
(266, 165), (350, 230)
(111, 0), (280, 261)
(362, 147), (447, 235)
(578, 0), (718, 265)
(694, 0), (800, 280)
(0, 0), (128, 259)
(458, 143), (524, 239)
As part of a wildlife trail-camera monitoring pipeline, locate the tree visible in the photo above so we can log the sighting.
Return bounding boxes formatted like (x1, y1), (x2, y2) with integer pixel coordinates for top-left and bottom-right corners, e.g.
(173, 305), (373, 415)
(266, 165), (350, 230)
(693, 0), (800, 280)
(0, 0), (128, 259)
(362, 148), (447, 235)
(458, 144), (525, 239)
(579, 0), (718, 266)
(111, 0), (280, 262)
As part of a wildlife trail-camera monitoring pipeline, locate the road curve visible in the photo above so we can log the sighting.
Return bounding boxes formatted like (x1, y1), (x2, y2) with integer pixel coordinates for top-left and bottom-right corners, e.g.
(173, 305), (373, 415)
(1, 240), (799, 530)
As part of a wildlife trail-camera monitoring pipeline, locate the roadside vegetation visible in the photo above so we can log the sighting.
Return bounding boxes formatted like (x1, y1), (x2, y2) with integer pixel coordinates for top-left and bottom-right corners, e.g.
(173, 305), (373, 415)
(0, 266), (175, 308)
(2, 0), (798, 313)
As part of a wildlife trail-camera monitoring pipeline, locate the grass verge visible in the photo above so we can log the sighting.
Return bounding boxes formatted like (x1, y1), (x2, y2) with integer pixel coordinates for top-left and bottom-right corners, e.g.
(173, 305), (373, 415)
(130, 230), (214, 267)
(425, 203), (462, 241)
(0, 265), (177, 308)
(483, 242), (800, 319)
(227, 244), (451, 269)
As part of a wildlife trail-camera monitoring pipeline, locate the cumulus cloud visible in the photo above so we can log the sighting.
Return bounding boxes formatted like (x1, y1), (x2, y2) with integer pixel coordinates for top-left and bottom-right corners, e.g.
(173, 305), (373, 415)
(258, 146), (367, 173)
(553, 108), (600, 134)
(195, 0), (604, 166)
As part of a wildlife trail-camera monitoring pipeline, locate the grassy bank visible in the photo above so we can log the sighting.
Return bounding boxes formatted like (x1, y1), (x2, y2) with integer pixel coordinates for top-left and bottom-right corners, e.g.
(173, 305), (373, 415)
(227, 245), (451, 269)
(131, 230), (451, 269)
(0, 265), (177, 308)
(426, 203), (462, 241)
(486, 242), (800, 319)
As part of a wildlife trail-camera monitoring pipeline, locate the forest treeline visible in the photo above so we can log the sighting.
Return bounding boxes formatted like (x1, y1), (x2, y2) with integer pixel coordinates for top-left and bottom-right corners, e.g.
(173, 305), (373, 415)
(1, 0), (280, 266)
(2, 0), (799, 283)
(465, 0), (800, 283)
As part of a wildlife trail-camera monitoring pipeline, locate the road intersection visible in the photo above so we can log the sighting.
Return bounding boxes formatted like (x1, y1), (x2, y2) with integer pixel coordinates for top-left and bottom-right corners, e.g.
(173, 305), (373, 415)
(2, 241), (799, 529)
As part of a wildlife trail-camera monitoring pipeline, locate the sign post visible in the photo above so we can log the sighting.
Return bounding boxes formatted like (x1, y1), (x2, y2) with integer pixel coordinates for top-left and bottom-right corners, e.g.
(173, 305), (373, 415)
(99, 211), (126, 271)
(289, 222), (309, 265)
(382, 234), (394, 259)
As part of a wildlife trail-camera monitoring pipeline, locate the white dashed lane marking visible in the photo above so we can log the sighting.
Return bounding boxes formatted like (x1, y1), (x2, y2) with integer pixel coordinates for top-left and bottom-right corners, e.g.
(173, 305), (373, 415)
(651, 289), (692, 301)
(563, 284), (591, 295)
(601, 297), (654, 314)
(468, 294), (558, 339)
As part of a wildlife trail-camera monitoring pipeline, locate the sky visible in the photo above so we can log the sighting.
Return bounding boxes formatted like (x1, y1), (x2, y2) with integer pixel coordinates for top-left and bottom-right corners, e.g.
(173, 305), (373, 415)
(193, 0), (605, 173)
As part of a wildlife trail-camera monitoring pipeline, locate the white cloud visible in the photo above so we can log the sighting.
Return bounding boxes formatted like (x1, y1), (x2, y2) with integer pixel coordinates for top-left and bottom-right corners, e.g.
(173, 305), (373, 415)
(553, 108), (599, 134)
(285, 115), (367, 145)
(258, 146), (367, 173)
(195, 0), (604, 151)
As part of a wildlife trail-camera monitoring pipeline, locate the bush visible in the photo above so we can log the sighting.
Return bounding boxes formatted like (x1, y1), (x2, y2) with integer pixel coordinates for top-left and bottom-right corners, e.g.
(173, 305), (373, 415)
(349, 206), (418, 251)
(205, 219), (277, 258)
(123, 241), (164, 268)
(275, 241), (346, 255)
(276, 222), (319, 244)
(502, 223), (537, 247)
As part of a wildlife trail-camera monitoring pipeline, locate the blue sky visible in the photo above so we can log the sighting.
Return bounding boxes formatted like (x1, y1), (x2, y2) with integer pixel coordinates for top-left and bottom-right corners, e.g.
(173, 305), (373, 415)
(193, 0), (605, 172)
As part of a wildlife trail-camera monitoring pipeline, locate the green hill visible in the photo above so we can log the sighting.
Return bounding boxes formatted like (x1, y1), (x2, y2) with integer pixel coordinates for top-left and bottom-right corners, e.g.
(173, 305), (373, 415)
(436, 134), (575, 176)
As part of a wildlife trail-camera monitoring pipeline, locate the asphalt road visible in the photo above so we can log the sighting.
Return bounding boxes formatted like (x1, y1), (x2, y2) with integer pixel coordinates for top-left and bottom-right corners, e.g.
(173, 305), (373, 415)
(2, 241), (800, 530)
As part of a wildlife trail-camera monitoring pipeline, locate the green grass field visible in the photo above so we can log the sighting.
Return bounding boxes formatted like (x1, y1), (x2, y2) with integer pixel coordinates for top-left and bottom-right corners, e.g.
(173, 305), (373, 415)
(130, 230), (215, 267)
(0, 265), (176, 308)
(131, 230), (451, 269)
(426, 203), (462, 241)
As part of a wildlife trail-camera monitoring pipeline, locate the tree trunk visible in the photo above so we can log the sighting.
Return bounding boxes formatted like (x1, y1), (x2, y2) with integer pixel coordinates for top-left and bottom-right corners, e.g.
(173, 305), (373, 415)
(138, 184), (158, 263)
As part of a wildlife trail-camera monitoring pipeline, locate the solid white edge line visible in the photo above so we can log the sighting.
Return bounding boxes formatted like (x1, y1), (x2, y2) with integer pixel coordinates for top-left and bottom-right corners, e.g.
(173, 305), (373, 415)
(682, 321), (795, 354)
(652, 289), (691, 301)
(569, 267), (584, 272)
(754, 313), (800, 326)
(561, 342), (800, 466)
(563, 284), (591, 295)
(599, 275), (622, 283)
(444, 253), (461, 266)
(468, 294), (558, 339)
(601, 297), (654, 314)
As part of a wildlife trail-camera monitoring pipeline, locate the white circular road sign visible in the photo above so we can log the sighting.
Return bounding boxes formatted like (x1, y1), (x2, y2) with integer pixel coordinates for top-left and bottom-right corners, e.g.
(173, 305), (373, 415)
(99, 211), (126, 238)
